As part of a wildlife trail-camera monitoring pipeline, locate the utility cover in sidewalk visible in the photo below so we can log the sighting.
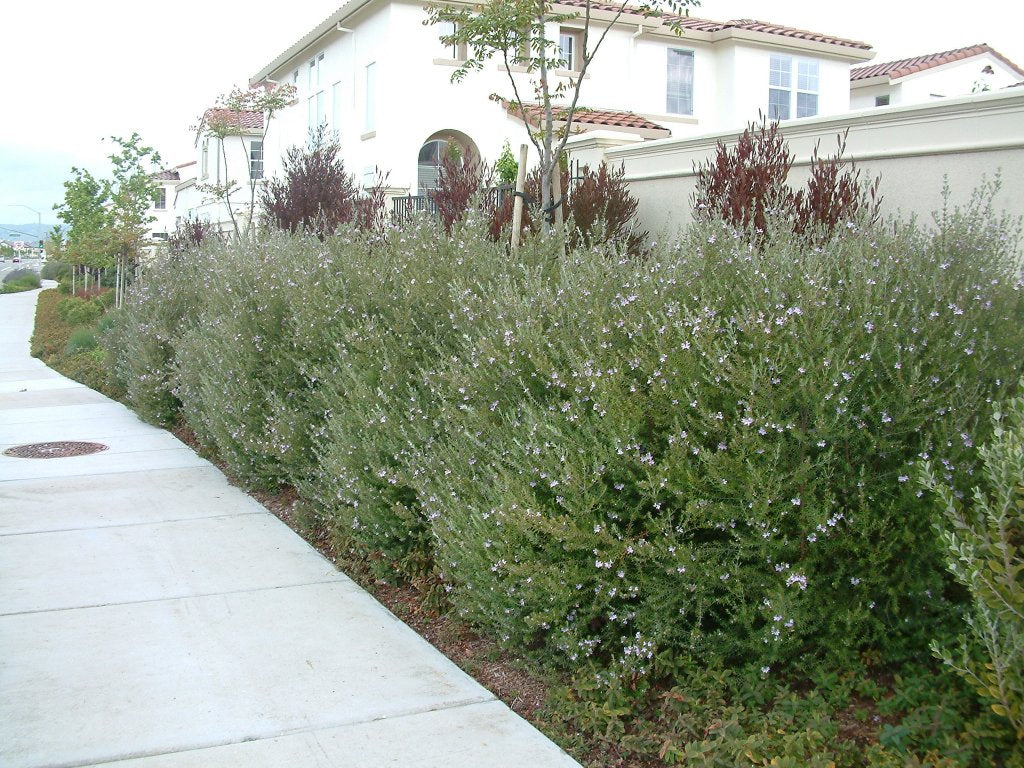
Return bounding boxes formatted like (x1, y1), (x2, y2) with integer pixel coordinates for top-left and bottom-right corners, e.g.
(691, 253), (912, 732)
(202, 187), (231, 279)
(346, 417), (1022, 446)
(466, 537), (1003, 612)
(4, 441), (109, 459)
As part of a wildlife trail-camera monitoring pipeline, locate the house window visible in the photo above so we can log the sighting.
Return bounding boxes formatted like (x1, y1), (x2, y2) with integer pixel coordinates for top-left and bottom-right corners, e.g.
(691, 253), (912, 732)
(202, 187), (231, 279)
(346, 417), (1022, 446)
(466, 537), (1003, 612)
(201, 139), (209, 180)
(666, 48), (694, 115)
(365, 62), (376, 132)
(796, 60), (819, 117)
(308, 52), (326, 135)
(331, 81), (343, 138)
(249, 140), (264, 180)
(308, 53), (324, 90)
(516, 27), (531, 66)
(154, 187), (167, 210)
(768, 55), (818, 120)
(436, 21), (466, 60)
(308, 91), (326, 135)
(559, 28), (582, 71)
(875, 94), (890, 107)
(417, 139), (448, 194)
(362, 165), (377, 190)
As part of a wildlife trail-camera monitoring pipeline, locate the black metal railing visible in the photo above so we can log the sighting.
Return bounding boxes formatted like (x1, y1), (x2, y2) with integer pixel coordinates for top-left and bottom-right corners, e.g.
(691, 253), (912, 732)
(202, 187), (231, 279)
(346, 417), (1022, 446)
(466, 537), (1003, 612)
(392, 185), (513, 224)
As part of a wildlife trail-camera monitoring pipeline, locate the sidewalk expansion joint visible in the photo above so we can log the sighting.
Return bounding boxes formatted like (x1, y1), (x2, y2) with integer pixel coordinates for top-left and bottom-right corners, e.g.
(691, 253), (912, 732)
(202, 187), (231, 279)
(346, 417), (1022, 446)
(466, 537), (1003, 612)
(0, 456), (214, 483)
(0, 578), (351, 618)
(0, 511), (265, 538)
(26, 696), (499, 768)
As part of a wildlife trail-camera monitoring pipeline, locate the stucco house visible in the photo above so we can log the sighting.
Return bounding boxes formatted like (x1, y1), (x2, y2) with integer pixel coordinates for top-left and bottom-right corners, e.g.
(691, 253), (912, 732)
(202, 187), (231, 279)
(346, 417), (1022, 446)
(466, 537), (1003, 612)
(850, 44), (1024, 109)
(173, 108), (268, 234)
(247, 0), (875, 202)
(141, 161), (196, 257)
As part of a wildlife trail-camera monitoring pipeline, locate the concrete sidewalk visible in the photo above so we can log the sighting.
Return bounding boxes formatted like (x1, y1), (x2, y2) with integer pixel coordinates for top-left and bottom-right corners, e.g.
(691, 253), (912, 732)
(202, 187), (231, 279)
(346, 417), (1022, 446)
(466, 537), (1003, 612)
(0, 287), (581, 768)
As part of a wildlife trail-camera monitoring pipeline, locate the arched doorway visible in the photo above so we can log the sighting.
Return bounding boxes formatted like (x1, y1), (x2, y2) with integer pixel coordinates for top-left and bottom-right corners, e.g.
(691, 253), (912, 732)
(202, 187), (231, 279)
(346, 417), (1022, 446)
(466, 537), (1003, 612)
(416, 130), (480, 195)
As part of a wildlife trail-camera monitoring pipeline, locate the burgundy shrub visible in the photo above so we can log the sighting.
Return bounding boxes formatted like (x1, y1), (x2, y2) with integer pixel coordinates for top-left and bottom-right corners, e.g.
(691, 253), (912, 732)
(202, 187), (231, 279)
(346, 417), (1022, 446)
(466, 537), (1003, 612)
(430, 149), (485, 235)
(260, 126), (358, 239)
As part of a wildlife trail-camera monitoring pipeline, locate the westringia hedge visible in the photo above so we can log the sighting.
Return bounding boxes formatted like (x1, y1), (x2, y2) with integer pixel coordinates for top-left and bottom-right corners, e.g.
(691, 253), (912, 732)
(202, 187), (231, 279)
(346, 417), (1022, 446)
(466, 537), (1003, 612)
(106, 191), (1024, 686)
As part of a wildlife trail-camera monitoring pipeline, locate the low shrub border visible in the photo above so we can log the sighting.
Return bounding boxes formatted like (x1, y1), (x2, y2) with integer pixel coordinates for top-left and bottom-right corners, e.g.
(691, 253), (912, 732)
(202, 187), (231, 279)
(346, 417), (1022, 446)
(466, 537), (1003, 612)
(31, 288), (120, 398)
(102, 179), (1024, 764)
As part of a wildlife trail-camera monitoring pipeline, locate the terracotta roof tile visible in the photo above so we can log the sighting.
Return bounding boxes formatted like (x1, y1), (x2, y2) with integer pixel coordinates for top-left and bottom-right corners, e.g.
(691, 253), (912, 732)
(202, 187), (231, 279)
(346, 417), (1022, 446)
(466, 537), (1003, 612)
(152, 169), (180, 181)
(505, 100), (669, 135)
(202, 108), (265, 131)
(851, 44), (1024, 81)
(555, 0), (871, 50)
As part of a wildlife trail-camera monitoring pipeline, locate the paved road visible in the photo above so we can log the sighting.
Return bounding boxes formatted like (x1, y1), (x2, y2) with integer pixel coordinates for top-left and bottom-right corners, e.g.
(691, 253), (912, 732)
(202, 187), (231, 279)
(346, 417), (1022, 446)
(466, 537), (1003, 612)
(0, 286), (581, 768)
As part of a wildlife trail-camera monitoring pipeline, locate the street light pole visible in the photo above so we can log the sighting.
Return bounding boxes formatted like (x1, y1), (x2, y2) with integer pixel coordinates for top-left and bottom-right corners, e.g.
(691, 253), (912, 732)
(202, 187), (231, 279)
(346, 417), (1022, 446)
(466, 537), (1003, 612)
(7, 204), (42, 254)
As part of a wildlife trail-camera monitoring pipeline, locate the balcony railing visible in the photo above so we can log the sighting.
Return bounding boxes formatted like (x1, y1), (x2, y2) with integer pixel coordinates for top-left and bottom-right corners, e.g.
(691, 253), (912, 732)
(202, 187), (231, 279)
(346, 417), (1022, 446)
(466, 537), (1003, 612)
(392, 185), (513, 224)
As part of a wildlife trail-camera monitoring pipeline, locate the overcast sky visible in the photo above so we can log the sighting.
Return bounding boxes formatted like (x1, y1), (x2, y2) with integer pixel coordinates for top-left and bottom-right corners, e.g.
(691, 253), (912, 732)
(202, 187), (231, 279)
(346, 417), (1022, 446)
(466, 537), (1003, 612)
(2, 0), (1021, 227)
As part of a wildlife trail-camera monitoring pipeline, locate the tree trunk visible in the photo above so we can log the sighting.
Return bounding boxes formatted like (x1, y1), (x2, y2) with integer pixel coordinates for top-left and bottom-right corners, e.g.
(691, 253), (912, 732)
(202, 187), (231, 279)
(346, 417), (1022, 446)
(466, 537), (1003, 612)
(511, 144), (529, 252)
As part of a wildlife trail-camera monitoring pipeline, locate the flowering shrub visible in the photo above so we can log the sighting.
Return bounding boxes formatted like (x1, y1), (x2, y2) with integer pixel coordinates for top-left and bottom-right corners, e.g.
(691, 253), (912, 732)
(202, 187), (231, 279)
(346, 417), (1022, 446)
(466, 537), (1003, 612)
(108, 179), (1023, 703)
(103, 245), (215, 426)
(414, 195), (1024, 678)
(925, 387), (1024, 743)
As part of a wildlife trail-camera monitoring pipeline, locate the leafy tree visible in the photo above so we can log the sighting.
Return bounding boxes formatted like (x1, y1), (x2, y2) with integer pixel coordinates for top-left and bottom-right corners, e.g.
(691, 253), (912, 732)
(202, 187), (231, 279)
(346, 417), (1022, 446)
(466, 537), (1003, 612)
(53, 133), (162, 305)
(196, 83), (297, 240)
(427, 0), (695, 235)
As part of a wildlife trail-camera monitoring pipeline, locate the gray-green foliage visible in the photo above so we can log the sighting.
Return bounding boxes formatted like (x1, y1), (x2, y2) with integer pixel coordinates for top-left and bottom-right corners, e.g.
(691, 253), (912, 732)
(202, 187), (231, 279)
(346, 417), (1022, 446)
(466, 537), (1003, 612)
(103, 245), (216, 426)
(925, 387), (1024, 745)
(106, 185), (1024, 687)
(413, 207), (1024, 675)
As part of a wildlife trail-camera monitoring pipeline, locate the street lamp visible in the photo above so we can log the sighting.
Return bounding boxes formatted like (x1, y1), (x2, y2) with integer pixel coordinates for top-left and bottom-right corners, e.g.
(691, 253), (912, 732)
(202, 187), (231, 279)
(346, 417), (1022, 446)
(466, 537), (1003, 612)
(7, 202), (43, 257)
(7, 204), (42, 254)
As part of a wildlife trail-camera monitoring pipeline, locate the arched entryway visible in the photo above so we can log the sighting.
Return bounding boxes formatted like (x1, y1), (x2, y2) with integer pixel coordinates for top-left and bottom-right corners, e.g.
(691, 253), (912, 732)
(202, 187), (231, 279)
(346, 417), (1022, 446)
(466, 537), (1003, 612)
(416, 130), (480, 195)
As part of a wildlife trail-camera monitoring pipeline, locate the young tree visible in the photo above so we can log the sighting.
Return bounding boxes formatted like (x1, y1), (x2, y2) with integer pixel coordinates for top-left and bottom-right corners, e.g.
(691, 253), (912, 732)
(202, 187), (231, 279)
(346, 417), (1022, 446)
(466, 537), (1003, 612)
(196, 83), (297, 240)
(52, 167), (109, 294)
(427, 0), (695, 234)
(53, 133), (162, 305)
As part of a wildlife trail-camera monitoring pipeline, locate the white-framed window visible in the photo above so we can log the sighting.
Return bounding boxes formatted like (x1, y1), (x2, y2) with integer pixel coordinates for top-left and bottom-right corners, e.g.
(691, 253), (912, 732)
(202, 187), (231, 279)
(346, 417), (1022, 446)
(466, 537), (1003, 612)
(200, 139), (209, 179)
(559, 28), (582, 71)
(308, 91), (326, 135)
(666, 48), (694, 115)
(362, 165), (377, 190)
(436, 21), (467, 60)
(249, 140), (264, 180)
(154, 187), (167, 210)
(308, 53), (323, 90)
(768, 55), (819, 120)
(365, 62), (376, 132)
(308, 53), (326, 135)
(331, 81), (343, 138)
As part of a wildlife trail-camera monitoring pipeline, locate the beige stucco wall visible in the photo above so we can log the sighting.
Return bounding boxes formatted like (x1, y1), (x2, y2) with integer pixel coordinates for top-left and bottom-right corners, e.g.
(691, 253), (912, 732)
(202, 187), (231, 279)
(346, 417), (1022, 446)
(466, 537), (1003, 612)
(567, 88), (1024, 245)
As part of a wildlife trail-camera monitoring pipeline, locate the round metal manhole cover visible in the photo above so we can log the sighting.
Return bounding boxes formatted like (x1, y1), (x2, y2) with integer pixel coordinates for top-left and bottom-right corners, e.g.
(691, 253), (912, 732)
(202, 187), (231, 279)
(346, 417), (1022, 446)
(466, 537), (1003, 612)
(3, 441), (109, 459)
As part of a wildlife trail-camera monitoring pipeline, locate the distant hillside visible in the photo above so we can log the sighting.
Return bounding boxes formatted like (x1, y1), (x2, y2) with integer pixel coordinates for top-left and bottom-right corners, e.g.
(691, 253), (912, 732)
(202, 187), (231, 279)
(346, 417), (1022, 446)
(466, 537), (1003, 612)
(0, 222), (60, 242)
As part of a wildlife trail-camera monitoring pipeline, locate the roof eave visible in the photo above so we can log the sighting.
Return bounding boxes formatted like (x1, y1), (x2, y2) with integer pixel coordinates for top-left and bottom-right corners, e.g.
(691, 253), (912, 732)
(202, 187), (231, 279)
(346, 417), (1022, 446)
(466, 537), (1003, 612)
(713, 27), (875, 61)
(250, 0), (376, 84)
(850, 74), (891, 88)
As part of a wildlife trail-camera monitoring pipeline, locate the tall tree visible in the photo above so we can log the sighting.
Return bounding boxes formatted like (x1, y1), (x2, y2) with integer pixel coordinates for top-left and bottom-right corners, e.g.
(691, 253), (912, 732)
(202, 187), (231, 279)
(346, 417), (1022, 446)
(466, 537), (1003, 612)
(427, 0), (695, 232)
(196, 83), (297, 240)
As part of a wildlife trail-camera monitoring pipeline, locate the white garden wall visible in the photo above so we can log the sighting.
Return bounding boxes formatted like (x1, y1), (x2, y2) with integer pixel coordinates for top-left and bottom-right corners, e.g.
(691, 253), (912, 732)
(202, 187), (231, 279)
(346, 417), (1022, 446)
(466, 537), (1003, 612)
(567, 88), (1024, 244)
